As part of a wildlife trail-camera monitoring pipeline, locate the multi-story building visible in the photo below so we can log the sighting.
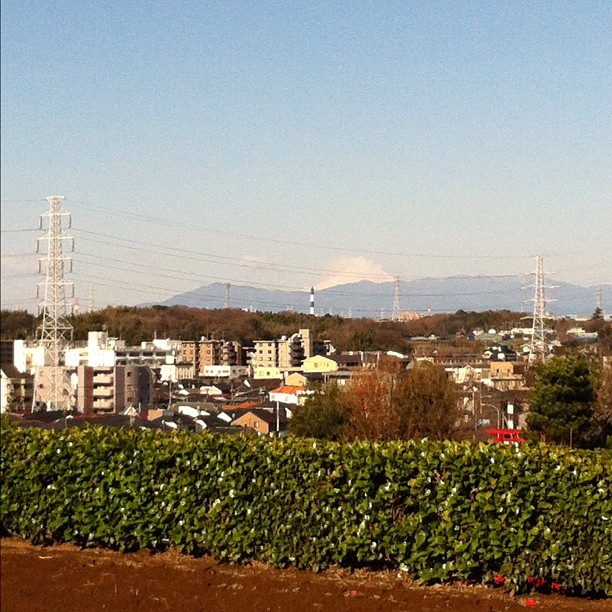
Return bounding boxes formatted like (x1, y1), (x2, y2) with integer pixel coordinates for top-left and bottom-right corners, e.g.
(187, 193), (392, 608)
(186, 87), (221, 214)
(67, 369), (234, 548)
(66, 331), (179, 382)
(251, 340), (278, 370)
(221, 341), (243, 366)
(199, 340), (221, 368)
(277, 334), (304, 369)
(1, 364), (34, 412)
(197, 339), (245, 376)
(1, 341), (34, 412)
(179, 340), (199, 378)
(250, 329), (332, 377)
(77, 364), (153, 414)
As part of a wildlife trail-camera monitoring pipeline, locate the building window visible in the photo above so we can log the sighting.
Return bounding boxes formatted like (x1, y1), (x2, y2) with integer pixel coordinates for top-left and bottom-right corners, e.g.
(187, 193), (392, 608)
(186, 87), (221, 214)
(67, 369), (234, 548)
(254, 421), (259, 428)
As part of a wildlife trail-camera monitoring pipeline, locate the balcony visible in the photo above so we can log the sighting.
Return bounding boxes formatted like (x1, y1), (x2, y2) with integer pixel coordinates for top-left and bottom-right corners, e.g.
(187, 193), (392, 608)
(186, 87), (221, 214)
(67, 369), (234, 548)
(93, 387), (113, 398)
(93, 374), (113, 385)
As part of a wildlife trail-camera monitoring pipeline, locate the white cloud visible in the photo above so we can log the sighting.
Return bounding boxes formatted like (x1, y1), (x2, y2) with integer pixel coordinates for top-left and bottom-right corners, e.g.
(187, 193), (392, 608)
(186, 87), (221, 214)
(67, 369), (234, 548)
(240, 254), (270, 267)
(315, 257), (394, 290)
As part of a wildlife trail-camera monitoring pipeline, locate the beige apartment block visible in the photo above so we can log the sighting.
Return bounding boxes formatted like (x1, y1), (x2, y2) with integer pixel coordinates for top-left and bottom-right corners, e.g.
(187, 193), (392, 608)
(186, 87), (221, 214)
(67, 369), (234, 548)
(252, 340), (278, 369)
(77, 364), (154, 414)
(277, 334), (304, 369)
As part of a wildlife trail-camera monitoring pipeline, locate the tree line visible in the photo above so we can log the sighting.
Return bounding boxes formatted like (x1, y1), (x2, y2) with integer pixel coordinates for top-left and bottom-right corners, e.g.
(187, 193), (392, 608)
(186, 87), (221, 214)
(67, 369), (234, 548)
(1, 306), (542, 352)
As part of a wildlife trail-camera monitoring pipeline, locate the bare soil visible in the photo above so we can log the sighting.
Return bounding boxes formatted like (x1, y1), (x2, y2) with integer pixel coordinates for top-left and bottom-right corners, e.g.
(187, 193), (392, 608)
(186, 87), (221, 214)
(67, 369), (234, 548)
(2, 538), (610, 612)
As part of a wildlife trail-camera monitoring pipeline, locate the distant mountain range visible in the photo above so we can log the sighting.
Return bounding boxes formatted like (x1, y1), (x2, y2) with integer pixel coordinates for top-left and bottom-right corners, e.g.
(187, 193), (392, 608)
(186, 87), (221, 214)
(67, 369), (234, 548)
(150, 276), (610, 318)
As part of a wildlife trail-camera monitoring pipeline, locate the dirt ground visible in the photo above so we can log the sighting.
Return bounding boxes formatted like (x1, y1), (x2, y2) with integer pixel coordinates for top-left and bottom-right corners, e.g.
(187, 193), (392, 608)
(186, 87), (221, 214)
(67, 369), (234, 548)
(1, 538), (611, 612)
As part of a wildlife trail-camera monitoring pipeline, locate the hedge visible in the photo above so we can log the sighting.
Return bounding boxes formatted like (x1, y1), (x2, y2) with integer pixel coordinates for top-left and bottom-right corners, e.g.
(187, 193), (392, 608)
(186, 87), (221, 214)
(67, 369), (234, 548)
(1, 421), (610, 596)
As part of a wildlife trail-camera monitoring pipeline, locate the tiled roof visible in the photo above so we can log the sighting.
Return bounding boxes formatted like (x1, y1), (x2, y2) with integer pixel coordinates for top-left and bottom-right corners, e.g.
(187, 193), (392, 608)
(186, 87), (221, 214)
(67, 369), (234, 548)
(232, 408), (286, 425)
(270, 385), (305, 394)
(228, 401), (263, 410)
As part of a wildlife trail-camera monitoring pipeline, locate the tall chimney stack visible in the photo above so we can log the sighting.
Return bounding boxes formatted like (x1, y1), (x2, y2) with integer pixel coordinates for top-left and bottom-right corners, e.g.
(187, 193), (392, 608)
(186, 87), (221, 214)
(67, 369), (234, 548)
(309, 287), (315, 316)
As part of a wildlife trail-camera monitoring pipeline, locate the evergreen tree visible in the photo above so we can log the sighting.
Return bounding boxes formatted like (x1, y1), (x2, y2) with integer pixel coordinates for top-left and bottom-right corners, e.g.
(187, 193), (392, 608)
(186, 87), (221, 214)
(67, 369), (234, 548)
(527, 355), (595, 447)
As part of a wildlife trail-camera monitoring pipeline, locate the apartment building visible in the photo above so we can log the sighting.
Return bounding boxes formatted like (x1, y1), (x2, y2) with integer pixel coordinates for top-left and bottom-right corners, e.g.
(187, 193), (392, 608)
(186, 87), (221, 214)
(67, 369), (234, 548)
(66, 331), (179, 382)
(196, 339), (245, 376)
(1, 364), (34, 412)
(77, 364), (153, 414)
(179, 340), (199, 377)
(252, 340), (278, 370)
(251, 329), (330, 373)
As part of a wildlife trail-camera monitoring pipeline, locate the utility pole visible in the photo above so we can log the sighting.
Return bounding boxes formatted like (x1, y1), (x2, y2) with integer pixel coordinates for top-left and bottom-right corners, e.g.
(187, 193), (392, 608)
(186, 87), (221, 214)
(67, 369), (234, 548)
(33, 196), (74, 411)
(276, 400), (280, 434)
(392, 276), (401, 321)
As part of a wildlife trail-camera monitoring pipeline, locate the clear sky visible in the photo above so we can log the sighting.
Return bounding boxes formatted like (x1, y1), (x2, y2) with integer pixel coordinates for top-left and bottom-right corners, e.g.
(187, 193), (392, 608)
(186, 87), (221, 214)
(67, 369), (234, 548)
(2, 1), (611, 312)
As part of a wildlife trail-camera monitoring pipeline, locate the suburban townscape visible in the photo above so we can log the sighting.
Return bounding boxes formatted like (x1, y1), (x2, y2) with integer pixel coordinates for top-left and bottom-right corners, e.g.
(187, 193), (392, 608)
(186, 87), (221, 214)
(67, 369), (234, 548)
(2, 299), (610, 449)
(2, 2), (611, 610)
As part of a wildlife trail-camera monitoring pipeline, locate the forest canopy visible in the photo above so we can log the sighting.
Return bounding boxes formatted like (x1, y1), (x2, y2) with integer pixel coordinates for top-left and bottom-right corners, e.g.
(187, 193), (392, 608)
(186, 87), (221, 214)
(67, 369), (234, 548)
(1, 306), (530, 352)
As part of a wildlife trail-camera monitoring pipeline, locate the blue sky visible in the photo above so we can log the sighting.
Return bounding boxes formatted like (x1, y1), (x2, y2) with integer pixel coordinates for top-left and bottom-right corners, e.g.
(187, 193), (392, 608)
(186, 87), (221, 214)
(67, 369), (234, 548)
(2, 1), (611, 312)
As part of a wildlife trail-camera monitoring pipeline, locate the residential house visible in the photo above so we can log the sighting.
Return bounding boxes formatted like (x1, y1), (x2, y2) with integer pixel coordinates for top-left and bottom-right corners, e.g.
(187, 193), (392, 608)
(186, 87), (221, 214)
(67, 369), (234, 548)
(302, 355), (339, 374)
(231, 408), (286, 436)
(285, 372), (308, 386)
(269, 385), (309, 406)
(485, 362), (527, 392)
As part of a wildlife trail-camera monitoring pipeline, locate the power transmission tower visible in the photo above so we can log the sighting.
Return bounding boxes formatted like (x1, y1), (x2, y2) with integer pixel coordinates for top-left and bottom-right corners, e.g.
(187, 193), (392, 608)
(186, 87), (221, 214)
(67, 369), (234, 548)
(527, 255), (555, 364)
(225, 283), (231, 309)
(33, 196), (74, 411)
(88, 285), (94, 312)
(596, 286), (604, 315)
(391, 276), (401, 321)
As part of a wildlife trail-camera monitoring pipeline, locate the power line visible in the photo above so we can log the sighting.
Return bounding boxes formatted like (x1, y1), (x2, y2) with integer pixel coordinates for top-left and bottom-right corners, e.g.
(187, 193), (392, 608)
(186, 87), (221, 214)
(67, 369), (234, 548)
(73, 251), (530, 300)
(0, 228), (39, 233)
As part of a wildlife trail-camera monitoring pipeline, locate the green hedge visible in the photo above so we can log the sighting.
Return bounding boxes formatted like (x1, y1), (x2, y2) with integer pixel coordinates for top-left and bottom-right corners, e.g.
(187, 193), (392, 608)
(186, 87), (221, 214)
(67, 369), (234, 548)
(1, 422), (610, 596)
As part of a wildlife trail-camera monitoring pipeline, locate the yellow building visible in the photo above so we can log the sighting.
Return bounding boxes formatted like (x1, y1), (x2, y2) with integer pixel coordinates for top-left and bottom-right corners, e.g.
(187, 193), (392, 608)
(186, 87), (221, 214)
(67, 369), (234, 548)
(301, 355), (339, 374)
(253, 366), (282, 380)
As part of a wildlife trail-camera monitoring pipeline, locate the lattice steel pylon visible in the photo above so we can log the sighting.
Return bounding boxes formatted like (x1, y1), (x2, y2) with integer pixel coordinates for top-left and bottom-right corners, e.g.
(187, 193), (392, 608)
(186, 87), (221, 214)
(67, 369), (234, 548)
(527, 255), (554, 364)
(33, 196), (74, 411)
(391, 276), (401, 321)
